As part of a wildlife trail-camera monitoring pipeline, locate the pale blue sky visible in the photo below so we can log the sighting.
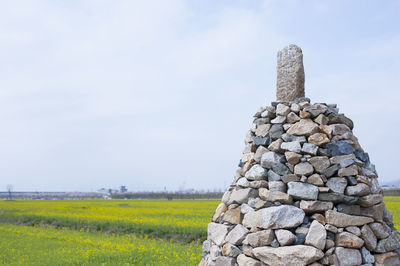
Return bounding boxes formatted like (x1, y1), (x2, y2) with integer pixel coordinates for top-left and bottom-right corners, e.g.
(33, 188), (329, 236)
(0, 1), (399, 191)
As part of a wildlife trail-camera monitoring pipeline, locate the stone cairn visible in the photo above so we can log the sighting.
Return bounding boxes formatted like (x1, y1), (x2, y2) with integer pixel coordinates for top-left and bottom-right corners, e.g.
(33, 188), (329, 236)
(200, 44), (400, 266)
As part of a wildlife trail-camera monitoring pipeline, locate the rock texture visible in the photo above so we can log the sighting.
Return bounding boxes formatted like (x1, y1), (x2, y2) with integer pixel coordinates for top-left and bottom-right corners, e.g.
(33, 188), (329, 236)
(200, 45), (399, 266)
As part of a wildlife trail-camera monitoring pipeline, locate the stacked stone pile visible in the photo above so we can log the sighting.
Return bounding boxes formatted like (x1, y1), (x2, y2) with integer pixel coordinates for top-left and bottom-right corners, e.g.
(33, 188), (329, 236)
(200, 45), (400, 266)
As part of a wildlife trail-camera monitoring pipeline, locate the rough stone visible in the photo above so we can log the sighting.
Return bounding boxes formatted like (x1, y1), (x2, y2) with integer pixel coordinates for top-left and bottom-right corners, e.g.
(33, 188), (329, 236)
(253, 136), (271, 146)
(259, 188), (293, 204)
(321, 164), (340, 178)
(269, 124), (284, 139)
(276, 103), (291, 116)
(267, 170), (281, 181)
(215, 256), (236, 266)
(336, 204), (361, 215)
(276, 44), (305, 102)
(314, 114), (329, 125)
(243, 205), (305, 229)
(275, 229), (296, 246)
(226, 224), (249, 245)
(345, 226), (361, 236)
(268, 139), (283, 152)
(318, 192), (359, 204)
(325, 210), (374, 227)
(222, 242), (241, 257)
(253, 245), (324, 266)
(268, 181), (286, 192)
(281, 133), (306, 143)
(324, 140), (355, 156)
(301, 143), (318, 155)
(335, 232), (364, 248)
(287, 182), (319, 200)
(335, 247), (362, 266)
(305, 220), (326, 249)
(375, 231), (400, 253)
(228, 188), (255, 204)
(212, 203), (227, 222)
(308, 156), (330, 173)
(326, 177), (347, 194)
(329, 123), (351, 136)
(374, 252), (400, 266)
(345, 183), (370, 196)
(223, 207), (242, 224)
(271, 115), (286, 124)
(287, 119), (319, 136)
(248, 180), (268, 189)
(360, 224), (377, 251)
(237, 254), (261, 266)
(247, 230), (275, 247)
(245, 164), (268, 181)
(255, 124), (271, 137)
(241, 204), (255, 214)
(360, 202), (385, 221)
(299, 200), (333, 213)
(286, 112), (301, 123)
(271, 163), (290, 175)
(338, 165), (358, 177)
(285, 151), (302, 164)
(369, 222), (391, 239)
(208, 223), (229, 246)
(361, 247), (375, 264)
(308, 133), (330, 146)
(281, 141), (301, 153)
(254, 146), (268, 163)
(307, 174), (324, 186)
(340, 158), (354, 168)
(281, 174), (300, 183)
(294, 162), (314, 176)
(359, 194), (383, 207)
(260, 152), (285, 169)
(237, 177), (249, 187)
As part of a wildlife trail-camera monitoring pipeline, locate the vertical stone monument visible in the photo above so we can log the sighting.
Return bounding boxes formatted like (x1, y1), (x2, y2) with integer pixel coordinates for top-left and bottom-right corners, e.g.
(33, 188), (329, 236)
(200, 45), (400, 266)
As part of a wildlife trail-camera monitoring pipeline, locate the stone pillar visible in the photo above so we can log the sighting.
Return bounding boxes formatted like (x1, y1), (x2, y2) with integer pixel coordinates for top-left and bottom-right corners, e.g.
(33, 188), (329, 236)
(276, 44), (305, 102)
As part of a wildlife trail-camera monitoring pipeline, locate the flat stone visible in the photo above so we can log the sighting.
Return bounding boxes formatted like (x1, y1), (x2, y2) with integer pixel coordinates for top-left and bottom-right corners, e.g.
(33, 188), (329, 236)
(301, 143), (318, 155)
(259, 188), (293, 204)
(308, 133), (330, 146)
(336, 204), (361, 215)
(223, 207), (242, 224)
(208, 223), (229, 246)
(345, 183), (370, 196)
(243, 205), (305, 229)
(281, 133), (306, 143)
(340, 158), (354, 168)
(237, 254), (261, 266)
(329, 123), (351, 136)
(275, 229), (296, 246)
(338, 165), (358, 177)
(254, 146), (268, 162)
(271, 115), (286, 124)
(261, 151), (285, 169)
(325, 224), (338, 233)
(325, 210), (373, 227)
(212, 203), (228, 222)
(285, 151), (302, 165)
(360, 224), (377, 251)
(294, 162), (314, 176)
(215, 256), (236, 266)
(286, 112), (300, 123)
(226, 224), (249, 245)
(369, 222), (391, 239)
(305, 220), (326, 249)
(287, 119), (319, 136)
(268, 139), (283, 152)
(300, 200), (333, 213)
(268, 181), (286, 192)
(248, 198), (271, 210)
(276, 103), (291, 116)
(281, 141), (301, 153)
(322, 164), (340, 177)
(360, 202), (385, 221)
(241, 204), (255, 214)
(324, 140), (355, 156)
(281, 174), (300, 183)
(318, 192), (359, 204)
(307, 174), (324, 186)
(375, 231), (400, 253)
(253, 245), (324, 266)
(255, 124), (271, 137)
(374, 252), (400, 266)
(247, 229), (275, 247)
(272, 163), (290, 175)
(269, 124), (284, 139)
(276, 44), (305, 102)
(314, 114), (328, 125)
(222, 242), (241, 257)
(335, 247), (362, 266)
(335, 232), (364, 248)
(345, 226), (361, 236)
(359, 194), (383, 207)
(253, 136), (272, 146)
(248, 180), (268, 189)
(267, 170), (281, 181)
(326, 177), (347, 194)
(228, 188), (256, 205)
(245, 164), (268, 181)
(287, 182), (319, 200)
(361, 247), (375, 264)
(308, 156), (330, 173)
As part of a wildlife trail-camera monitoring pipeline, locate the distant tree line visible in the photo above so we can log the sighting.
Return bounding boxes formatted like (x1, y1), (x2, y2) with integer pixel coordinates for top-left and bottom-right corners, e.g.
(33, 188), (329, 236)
(111, 192), (223, 200)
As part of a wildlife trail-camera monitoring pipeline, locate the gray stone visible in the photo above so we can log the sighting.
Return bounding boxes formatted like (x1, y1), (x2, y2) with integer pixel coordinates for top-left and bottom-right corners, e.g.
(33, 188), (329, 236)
(326, 177), (347, 194)
(340, 158), (355, 168)
(255, 124), (271, 138)
(287, 182), (319, 200)
(249, 180), (268, 189)
(253, 245), (324, 266)
(248, 197), (271, 210)
(267, 170), (281, 181)
(345, 226), (361, 236)
(268, 138), (283, 152)
(322, 164), (340, 177)
(308, 156), (330, 173)
(212, 203), (228, 222)
(247, 230), (275, 247)
(275, 229), (296, 246)
(281, 174), (300, 183)
(347, 176), (358, 186)
(276, 103), (291, 116)
(210, 245), (221, 260)
(305, 220), (326, 249)
(237, 254), (261, 266)
(294, 233), (306, 245)
(269, 124), (284, 139)
(254, 146), (268, 162)
(345, 183), (370, 196)
(338, 165), (358, 177)
(360, 224), (377, 251)
(208, 223), (229, 246)
(299, 200), (333, 213)
(272, 163), (290, 175)
(318, 192), (359, 204)
(287, 119), (319, 136)
(268, 181), (286, 192)
(360, 202), (385, 221)
(228, 188), (256, 204)
(245, 164), (268, 181)
(284, 151), (302, 164)
(335, 247), (362, 266)
(325, 140), (355, 156)
(369, 222), (391, 239)
(361, 247), (375, 264)
(261, 152), (285, 169)
(294, 162), (314, 176)
(281, 141), (301, 153)
(302, 143), (318, 155)
(375, 231), (400, 253)
(281, 133), (306, 143)
(374, 252), (400, 266)
(243, 205), (305, 229)
(237, 177), (249, 187)
(329, 123), (351, 136)
(222, 242), (241, 257)
(325, 210), (374, 227)
(325, 224), (338, 233)
(215, 256), (236, 266)
(335, 232), (364, 248)
(241, 204), (255, 214)
(359, 194), (383, 207)
(226, 224), (249, 245)
(337, 204), (361, 215)
(307, 174), (324, 186)
(259, 188), (293, 204)
(286, 112), (301, 123)
(276, 44), (305, 102)
(221, 190), (231, 204)
(253, 136), (271, 146)
(271, 115), (286, 124)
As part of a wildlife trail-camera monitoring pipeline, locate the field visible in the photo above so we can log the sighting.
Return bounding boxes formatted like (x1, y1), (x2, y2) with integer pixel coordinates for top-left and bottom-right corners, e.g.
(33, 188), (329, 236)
(0, 197), (399, 265)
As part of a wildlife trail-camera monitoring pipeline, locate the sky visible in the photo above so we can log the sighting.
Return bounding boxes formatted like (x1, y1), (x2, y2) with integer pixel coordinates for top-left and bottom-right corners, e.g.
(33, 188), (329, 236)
(0, 0), (399, 192)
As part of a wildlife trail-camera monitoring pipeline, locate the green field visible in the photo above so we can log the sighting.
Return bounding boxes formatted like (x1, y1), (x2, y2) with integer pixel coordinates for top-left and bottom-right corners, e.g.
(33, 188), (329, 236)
(0, 197), (399, 265)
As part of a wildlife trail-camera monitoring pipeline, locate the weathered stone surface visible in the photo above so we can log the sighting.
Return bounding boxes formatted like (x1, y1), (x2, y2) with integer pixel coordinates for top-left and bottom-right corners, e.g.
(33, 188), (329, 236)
(359, 194), (383, 207)
(300, 200), (333, 213)
(272, 163), (290, 175)
(269, 124), (284, 139)
(335, 232), (364, 248)
(308, 133), (330, 146)
(374, 252), (400, 266)
(276, 44), (305, 102)
(281, 141), (301, 153)
(294, 162), (314, 176)
(335, 247), (362, 266)
(210, 245), (221, 260)
(226, 224), (249, 245)
(345, 226), (361, 236)
(253, 245), (324, 266)
(245, 164), (268, 181)
(260, 152), (285, 169)
(223, 207), (242, 224)
(281, 174), (300, 183)
(287, 182), (319, 200)
(369, 222), (391, 239)
(302, 143), (318, 155)
(248, 180), (268, 189)
(247, 230), (275, 247)
(318, 192), (359, 204)
(254, 146), (268, 163)
(336, 204), (361, 215)
(325, 140), (355, 156)
(275, 229), (296, 246)
(222, 242), (241, 257)
(253, 136), (271, 146)
(255, 124), (271, 138)
(375, 231), (400, 253)
(360, 202), (384, 221)
(326, 177), (347, 194)
(305, 220), (326, 249)
(237, 254), (261, 266)
(345, 183), (370, 197)
(338, 165), (358, 177)
(322, 164), (340, 177)
(271, 115), (286, 124)
(237, 177), (249, 187)
(267, 170), (281, 181)
(285, 151), (302, 164)
(287, 119), (319, 136)
(243, 205), (305, 229)
(329, 154), (357, 165)
(268, 181), (286, 192)
(360, 224), (377, 251)
(212, 203), (227, 222)
(329, 123), (351, 136)
(307, 174), (324, 186)
(361, 247), (375, 264)
(325, 210), (373, 227)
(215, 256), (236, 266)
(276, 103), (290, 116)
(241, 204), (255, 214)
(308, 156), (330, 173)
(208, 223), (229, 246)
(281, 133), (306, 143)
(268, 139), (283, 152)
(228, 188), (255, 204)
(314, 114), (328, 125)
(286, 112), (301, 123)
(259, 188), (292, 204)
